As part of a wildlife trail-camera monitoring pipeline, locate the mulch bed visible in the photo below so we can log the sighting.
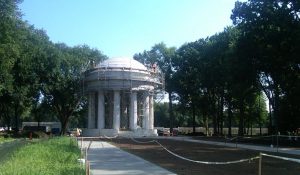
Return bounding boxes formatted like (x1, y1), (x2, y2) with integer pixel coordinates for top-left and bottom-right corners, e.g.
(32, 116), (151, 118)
(107, 137), (300, 175)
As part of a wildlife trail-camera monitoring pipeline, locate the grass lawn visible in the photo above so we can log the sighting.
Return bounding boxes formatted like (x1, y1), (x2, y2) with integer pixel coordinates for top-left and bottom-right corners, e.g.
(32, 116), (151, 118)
(0, 137), (14, 144)
(0, 137), (84, 175)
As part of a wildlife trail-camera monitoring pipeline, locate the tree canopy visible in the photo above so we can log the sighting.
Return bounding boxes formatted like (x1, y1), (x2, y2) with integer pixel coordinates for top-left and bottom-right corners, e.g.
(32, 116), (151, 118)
(1, 0), (298, 136)
(135, 0), (299, 135)
(0, 0), (106, 134)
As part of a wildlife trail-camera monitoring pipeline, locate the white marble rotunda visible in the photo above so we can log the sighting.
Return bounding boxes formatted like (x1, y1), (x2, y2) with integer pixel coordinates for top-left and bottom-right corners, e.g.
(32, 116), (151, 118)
(82, 57), (163, 137)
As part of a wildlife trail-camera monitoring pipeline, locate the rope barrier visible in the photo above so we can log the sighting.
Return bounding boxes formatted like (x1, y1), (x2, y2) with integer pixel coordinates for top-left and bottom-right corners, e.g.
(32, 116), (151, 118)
(128, 137), (259, 165)
(103, 135), (119, 139)
(225, 136), (239, 141)
(261, 153), (300, 163)
(154, 140), (259, 165)
(87, 141), (92, 151)
(278, 135), (300, 139)
(226, 135), (300, 140)
(129, 137), (157, 144)
(225, 135), (273, 142)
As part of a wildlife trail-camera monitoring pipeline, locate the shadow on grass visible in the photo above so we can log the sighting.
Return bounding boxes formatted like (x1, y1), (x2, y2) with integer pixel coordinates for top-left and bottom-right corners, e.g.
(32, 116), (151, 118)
(0, 139), (26, 163)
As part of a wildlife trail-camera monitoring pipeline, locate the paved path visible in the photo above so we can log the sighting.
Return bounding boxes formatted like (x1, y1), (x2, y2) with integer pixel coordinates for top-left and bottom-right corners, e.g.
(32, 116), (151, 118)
(166, 136), (300, 155)
(80, 140), (175, 175)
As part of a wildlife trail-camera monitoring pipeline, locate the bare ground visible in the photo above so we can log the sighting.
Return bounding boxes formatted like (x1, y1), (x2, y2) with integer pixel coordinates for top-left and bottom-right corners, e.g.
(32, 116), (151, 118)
(105, 138), (300, 175)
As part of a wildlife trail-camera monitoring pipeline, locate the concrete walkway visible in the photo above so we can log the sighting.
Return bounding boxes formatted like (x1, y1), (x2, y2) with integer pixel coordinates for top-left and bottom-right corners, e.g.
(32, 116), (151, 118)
(80, 140), (175, 175)
(167, 136), (300, 155)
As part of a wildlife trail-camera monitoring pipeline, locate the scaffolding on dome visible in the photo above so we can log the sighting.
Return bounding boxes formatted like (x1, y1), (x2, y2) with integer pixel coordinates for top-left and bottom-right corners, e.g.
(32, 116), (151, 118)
(84, 58), (165, 97)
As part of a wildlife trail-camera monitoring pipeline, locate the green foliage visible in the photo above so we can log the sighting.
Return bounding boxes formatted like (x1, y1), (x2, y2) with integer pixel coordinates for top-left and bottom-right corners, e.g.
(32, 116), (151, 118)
(154, 102), (169, 127)
(0, 137), (84, 175)
(0, 0), (21, 95)
(0, 0), (107, 133)
(145, 0), (299, 135)
(41, 44), (106, 134)
(231, 0), (300, 132)
(1, 0), (298, 135)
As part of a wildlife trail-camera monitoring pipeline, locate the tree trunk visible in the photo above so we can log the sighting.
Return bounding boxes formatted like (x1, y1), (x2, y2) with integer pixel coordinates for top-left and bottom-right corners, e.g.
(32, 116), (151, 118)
(216, 98), (220, 134)
(238, 101), (245, 136)
(4, 106), (11, 130)
(60, 115), (70, 135)
(168, 92), (174, 133)
(202, 108), (209, 136)
(247, 117), (250, 135)
(14, 103), (19, 132)
(220, 94), (224, 135)
(192, 102), (196, 134)
(228, 102), (232, 137)
(274, 85), (280, 134)
(212, 99), (217, 135)
(204, 115), (209, 136)
(259, 118), (262, 136)
(268, 101), (273, 134)
(250, 119), (253, 136)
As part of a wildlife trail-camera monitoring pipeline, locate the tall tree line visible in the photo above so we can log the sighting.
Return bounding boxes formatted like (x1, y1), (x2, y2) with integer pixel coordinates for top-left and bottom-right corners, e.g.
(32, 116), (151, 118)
(0, 0), (107, 134)
(135, 0), (299, 136)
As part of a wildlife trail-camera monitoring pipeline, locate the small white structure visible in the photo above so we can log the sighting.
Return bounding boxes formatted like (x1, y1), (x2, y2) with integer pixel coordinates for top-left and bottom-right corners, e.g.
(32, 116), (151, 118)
(83, 57), (164, 137)
(22, 122), (61, 133)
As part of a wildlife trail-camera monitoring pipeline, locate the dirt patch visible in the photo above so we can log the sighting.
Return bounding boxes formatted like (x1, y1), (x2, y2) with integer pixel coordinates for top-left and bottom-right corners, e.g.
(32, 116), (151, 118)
(108, 138), (300, 175)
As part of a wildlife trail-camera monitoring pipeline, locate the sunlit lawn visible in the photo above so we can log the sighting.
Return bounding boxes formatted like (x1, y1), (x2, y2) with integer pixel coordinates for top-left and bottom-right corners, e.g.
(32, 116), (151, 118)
(0, 137), (84, 175)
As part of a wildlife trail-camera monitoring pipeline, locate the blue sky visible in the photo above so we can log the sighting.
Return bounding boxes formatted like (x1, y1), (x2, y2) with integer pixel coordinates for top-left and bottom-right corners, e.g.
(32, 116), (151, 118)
(19, 0), (237, 57)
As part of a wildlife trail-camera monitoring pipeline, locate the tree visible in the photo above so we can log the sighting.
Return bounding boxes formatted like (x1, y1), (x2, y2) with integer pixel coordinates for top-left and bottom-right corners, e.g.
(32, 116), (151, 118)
(175, 40), (204, 134)
(0, 0), (53, 131)
(0, 0), (21, 95)
(41, 44), (106, 134)
(231, 0), (300, 133)
(0, 0), (108, 134)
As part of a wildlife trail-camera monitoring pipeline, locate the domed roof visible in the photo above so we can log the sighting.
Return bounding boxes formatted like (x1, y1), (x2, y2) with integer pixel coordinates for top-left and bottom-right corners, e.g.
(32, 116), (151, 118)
(96, 57), (147, 71)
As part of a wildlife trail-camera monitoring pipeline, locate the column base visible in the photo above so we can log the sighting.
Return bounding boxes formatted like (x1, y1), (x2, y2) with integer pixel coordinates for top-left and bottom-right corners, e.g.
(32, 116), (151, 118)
(82, 129), (100, 137)
(82, 128), (158, 137)
(132, 128), (158, 137)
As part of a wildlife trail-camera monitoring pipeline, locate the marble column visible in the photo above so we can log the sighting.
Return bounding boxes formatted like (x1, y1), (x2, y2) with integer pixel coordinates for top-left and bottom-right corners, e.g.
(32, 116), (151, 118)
(143, 93), (150, 129)
(149, 94), (154, 130)
(113, 90), (120, 131)
(130, 92), (137, 130)
(97, 91), (105, 129)
(88, 92), (95, 129)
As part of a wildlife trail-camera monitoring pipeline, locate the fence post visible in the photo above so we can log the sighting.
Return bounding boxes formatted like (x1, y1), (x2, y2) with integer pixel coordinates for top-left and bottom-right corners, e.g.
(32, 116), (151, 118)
(86, 160), (87, 175)
(258, 153), (262, 175)
(276, 135), (279, 152)
(85, 147), (88, 160)
(86, 160), (89, 175)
